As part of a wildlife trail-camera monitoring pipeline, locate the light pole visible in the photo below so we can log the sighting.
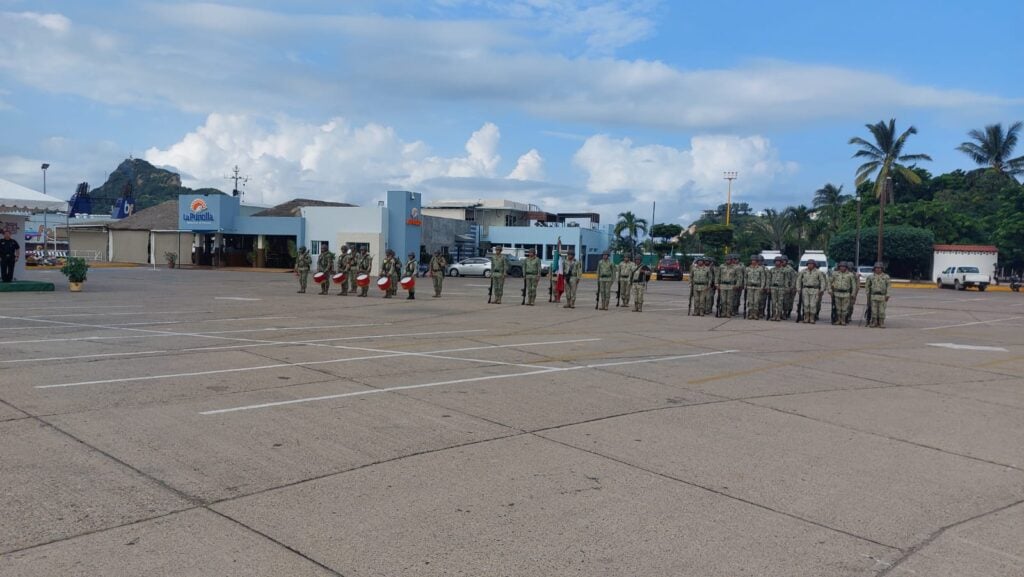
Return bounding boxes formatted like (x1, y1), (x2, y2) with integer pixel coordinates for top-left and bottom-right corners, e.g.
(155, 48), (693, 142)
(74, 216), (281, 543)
(41, 163), (49, 251)
(722, 172), (738, 226)
(855, 195), (862, 267)
(877, 176), (891, 264)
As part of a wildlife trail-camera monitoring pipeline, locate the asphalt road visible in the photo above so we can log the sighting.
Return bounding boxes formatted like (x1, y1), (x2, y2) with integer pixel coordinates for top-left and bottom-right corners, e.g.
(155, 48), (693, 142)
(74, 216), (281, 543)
(1, 268), (1022, 576)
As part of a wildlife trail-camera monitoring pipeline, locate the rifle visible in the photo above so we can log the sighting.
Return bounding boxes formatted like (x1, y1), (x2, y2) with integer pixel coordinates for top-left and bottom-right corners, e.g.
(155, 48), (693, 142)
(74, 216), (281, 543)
(795, 290), (804, 323)
(521, 275), (527, 305)
(862, 293), (872, 326)
(714, 288), (722, 317)
(742, 288), (747, 318)
(595, 279), (600, 310)
(830, 293), (837, 324)
(487, 279), (493, 304)
(765, 289), (772, 320)
(687, 285), (693, 316)
(616, 277), (621, 307)
(548, 277), (553, 302)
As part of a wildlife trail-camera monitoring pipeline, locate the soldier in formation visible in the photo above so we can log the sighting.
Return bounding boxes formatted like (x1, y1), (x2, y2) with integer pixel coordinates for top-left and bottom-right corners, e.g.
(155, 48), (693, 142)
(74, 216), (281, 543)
(617, 254), (637, 308)
(689, 256), (712, 316)
(768, 255), (792, 321)
(744, 254), (768, 320)
(629, 255), (651, 312)
(429, 250), (447, 297)
(865, 262), (891, 328)
(356, 247), (372, 297)
(717, 254), (741, 318)
(379, 249), (399, 298)
(829, 261), (856, 325)
(796, 259), (827, 323)
(338, 245), (356, 296)
(316, 242), (334, 295)
(404, 252), (418, 299)
(523, 248), (541, 305)
(489, 245), (508, 304)
(596, 251), (615, 310)
(562, 252), (582, 308)
(294, 246), (312, 293)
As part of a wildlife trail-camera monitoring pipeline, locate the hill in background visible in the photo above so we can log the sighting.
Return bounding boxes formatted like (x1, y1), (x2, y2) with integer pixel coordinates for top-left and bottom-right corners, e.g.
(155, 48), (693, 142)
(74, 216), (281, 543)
(89, 158), (225, 213)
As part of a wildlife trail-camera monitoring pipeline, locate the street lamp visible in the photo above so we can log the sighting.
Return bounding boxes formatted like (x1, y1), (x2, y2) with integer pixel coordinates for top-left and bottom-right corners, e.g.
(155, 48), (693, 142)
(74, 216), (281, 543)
(722, 171), (738, 227)
(41, 163), (50, 251)
(855, 195), (862, 268)
(877, 176), (891, 264)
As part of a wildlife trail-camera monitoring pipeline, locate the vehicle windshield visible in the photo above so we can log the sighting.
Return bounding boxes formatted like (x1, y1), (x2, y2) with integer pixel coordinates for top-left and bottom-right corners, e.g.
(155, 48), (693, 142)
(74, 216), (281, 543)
(659, 259), (678, 267)
(957, 267), (980, 273)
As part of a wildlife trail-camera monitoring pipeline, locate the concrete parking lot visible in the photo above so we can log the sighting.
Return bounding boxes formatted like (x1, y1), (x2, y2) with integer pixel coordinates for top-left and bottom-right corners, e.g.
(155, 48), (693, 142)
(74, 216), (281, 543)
(1, 267), (1022, 576)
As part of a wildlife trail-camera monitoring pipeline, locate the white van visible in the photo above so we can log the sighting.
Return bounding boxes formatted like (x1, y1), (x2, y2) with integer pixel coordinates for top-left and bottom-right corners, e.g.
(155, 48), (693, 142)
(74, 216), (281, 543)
(798, 251), (829, 273)
(760, 250), (783, 270)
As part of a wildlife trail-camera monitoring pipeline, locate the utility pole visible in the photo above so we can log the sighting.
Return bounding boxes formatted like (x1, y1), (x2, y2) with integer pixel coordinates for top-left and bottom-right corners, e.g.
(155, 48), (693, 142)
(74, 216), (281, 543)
(723, 171), (737, 253)
(877, 176), (891, 264)
(855, 195), (862, 268)
(224, 165), (249, 199)
(41, 163), (50, 252)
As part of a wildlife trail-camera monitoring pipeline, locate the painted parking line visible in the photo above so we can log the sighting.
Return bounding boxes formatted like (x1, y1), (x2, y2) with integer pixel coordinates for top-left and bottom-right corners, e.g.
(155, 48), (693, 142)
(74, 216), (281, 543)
(35, 338), (600, 389)
(927, 343), (1008, 352)
(200, 349), (737, 415)
(921, 316), (1024, 331)
(0, 315), (296, 331)
(215, 297), (262, 301)
(2, 329), (489, 365)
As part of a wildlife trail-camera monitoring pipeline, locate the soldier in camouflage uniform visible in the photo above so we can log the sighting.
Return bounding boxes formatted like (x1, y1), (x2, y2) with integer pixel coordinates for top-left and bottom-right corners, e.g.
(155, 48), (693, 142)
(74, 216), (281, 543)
(379, 250), (398, 298)
(689, 256), (712, 316)
(866, 262), (891, 328)
(617, 255), (637, 307)
(490, 245), (508, 304)
(523, 248), (541, 305)
(829, 261), (856, 325)
(744, 255), (769, 320)
(796, 259), (827, 323)
(717, 254), (741, 318)
(341, 245), (357, 295)
(316, 242), (334, 295)
(335, 245), (351, 296)
(596, 251), (615, 310)
(704, 256), (718, 315)
(429, 250), (447, 297)
(630, 255), (651, 312)
(563, 252), (583, 308)
(768, 255), (789, 321)
(294, 246), (312, 293)
(732, 254), (746, 316)
(356, 247), (372, 297)
(780, 256), (797, 319)
(848, 262), (861, 324)
(404, 252), (418, 299)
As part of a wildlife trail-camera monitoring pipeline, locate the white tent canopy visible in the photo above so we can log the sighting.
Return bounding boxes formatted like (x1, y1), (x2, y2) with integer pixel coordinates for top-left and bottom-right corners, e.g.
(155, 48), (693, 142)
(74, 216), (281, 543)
(0, 178), (68, 212)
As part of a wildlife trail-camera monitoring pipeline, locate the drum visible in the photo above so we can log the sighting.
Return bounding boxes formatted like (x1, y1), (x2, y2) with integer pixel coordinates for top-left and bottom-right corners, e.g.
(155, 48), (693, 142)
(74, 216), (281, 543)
(312, 272), (326, 284)
(356, 273), (370, 287)
(332, 273), (347, 284)
(400, 276), (415, 290)
(377, 277), (392, 291)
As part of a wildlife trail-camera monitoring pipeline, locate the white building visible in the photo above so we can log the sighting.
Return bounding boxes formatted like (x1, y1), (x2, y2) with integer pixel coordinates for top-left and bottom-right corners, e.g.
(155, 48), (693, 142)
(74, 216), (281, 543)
(931, 244), (998, 282)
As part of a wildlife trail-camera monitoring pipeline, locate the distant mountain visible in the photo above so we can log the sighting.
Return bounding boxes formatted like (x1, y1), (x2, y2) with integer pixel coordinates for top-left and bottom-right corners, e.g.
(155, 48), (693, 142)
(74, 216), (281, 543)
(89, 158), (225, 213)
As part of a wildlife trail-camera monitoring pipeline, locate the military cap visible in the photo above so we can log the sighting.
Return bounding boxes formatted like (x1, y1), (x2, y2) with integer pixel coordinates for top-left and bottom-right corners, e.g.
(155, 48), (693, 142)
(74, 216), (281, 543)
(751, 254), (762, 261)
(837, 261), (849, 268)
(873, 262), (884, 269)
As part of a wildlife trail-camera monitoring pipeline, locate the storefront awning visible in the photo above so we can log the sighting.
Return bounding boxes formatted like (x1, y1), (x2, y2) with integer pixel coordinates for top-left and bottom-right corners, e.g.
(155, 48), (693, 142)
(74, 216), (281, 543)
(0, 178), (68, 212)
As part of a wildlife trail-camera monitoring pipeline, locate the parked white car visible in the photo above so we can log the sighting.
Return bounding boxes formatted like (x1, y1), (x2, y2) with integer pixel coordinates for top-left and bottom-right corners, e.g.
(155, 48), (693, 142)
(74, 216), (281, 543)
(937, 266), (990, 291)
(856, 266), (873, 286)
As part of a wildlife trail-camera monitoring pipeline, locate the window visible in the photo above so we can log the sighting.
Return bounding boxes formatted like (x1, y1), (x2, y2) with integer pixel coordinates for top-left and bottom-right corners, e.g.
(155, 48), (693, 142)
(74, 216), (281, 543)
(310, 241), (327, 255)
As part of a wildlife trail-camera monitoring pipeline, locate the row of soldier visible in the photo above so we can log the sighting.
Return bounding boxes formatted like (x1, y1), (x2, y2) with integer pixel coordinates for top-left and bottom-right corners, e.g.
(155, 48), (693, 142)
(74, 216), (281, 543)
(293, 243), (892, 327)
(689, 254), (892, 328)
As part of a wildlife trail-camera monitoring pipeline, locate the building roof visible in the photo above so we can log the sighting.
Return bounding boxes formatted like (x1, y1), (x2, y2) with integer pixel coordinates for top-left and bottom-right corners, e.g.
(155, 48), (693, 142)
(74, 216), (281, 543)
(0, 178), (68, 212)
(252, 198), (355, 217)
(933, 244), (998, 253)
(107, 200), (179, 231)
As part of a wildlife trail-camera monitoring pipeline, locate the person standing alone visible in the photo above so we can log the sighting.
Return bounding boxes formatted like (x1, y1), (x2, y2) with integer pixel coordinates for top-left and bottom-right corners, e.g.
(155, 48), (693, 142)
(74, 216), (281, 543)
(0, 230), (20, 283)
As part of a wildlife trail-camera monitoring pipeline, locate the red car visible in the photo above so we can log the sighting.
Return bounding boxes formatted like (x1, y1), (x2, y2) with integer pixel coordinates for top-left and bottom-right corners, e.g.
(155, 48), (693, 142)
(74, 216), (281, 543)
(656, 257), (682, 281)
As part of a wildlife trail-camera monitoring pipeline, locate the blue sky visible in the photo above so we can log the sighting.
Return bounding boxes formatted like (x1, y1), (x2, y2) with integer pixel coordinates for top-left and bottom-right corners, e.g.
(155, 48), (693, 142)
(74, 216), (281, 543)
(1, 0), (1022, 225)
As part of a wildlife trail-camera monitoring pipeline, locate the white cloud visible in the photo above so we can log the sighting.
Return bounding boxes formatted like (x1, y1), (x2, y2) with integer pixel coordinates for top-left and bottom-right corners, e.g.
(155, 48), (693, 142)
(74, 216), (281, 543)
(144, 115), (536, 206)
(573, 133), (797, 220)
(508, 149), (545, 181)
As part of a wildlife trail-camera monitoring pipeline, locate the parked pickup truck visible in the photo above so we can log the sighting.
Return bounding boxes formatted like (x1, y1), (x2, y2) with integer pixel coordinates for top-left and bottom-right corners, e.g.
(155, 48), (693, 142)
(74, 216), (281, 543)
(937, 266), (991, 291)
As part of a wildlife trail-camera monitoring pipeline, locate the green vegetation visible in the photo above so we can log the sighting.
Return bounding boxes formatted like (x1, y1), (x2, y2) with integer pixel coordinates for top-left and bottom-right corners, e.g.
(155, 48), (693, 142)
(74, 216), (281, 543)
(90, 158), (226, 213)
(613, 211), (648, 256)
(60, 257), (89, 282)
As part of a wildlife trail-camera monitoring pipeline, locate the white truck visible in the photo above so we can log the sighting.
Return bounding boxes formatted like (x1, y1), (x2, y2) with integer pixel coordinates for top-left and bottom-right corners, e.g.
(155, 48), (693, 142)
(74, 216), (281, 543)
(937, 266), (991, 291)
(798, 251), (829, 273)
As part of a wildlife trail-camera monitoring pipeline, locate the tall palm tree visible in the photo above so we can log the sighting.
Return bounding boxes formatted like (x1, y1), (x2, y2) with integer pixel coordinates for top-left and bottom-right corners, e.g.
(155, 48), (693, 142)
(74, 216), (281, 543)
(614, 211), (648, 256)
(785, 205), (814, 256)
(749, 209), (792, 250)
(849, 118), (932, 204)
(812, 182), (850, 244)
(956, 121), (1024, 176)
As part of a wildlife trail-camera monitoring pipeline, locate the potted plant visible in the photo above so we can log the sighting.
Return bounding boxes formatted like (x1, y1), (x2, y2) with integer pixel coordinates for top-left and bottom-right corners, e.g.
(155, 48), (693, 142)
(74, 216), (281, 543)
(164, 251), (178, 268)
(60, 257), (90, 292)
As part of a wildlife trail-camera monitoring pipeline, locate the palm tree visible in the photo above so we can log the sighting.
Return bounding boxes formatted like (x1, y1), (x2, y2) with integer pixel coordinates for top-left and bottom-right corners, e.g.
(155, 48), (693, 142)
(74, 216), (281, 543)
(849, 119), (932, 204)
(956, 122), (1024, 176)
(614, 211), (648, 256)
(785, 205), (814, 256)
(812, 183), (850, 245)
(749, 209), (792, 250)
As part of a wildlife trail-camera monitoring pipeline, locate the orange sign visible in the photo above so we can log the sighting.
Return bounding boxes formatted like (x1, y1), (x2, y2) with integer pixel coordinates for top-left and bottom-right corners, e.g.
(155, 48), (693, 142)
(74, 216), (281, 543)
(406, 218), (422, 226)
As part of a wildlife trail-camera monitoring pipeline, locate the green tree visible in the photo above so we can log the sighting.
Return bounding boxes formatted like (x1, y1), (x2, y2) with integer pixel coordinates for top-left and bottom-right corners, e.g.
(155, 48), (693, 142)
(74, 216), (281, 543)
(812, 183), (850, 245)
(829, 225), (934, 279)
(956, 122), (1024, 176)
(614, 211), (648, 256)
(849, 118), (932, 204)
(650, 223), (683, 241)
(748, 209), (792, 250)
(785, 204), (817, 255)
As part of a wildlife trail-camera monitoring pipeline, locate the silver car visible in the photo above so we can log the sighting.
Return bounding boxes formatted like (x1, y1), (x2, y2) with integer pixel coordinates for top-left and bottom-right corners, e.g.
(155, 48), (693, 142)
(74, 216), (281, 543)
(856, 266), (873, 286)
(448, 257), (492, 277)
